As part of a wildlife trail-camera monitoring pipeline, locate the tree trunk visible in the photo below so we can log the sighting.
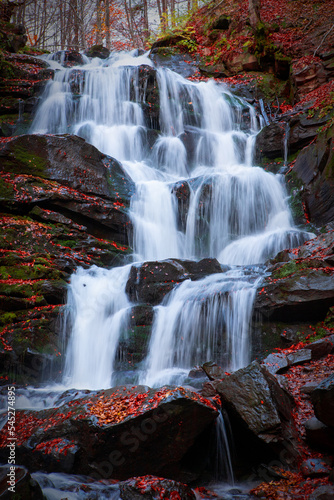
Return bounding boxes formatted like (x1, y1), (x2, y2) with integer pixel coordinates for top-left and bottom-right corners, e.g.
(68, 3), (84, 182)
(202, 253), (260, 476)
(105, 0), (111, 49)
(96, 0), (102, 45)
(249, 0), (261, 30)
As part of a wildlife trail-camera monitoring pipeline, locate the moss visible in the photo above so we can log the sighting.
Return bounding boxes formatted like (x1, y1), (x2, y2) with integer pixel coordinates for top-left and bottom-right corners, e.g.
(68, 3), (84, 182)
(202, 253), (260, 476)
(271, 259), (326, 280)
(0, 177), (14, 198)
(7, 144), (48, 176)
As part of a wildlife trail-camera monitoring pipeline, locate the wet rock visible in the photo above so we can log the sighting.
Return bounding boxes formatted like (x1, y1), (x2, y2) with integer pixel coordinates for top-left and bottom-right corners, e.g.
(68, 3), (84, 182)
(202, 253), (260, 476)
(84, 44), (110, 59)
(0, 134), (134, 243)
(308, 336), (334, 360)
(119, 475), (196, 499)
(116, 305), (154, 369)
(150, 49), (199, 78)
(311, 374), (334, 427)
(255, 111), (329, 162)
(0, 464), (43, 499)
(300, 458), (331, 478)
(217, 361), (297, 458)
(52, 50), (85, 67)
(171, 180), (191, 232)
(290, 123), (334, 225)
(126, 258), (223, 305)
(0, 386), (218, 480)
(202, 361), (225, 380)
(301, 381), (322, 395)
(261, 352), (288, 375)
(254, 267), (334, 323)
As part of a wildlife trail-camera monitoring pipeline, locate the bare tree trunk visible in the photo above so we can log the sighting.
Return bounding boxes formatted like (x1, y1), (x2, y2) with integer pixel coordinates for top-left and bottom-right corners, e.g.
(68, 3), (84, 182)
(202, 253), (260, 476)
(124, 0), (135, 45)
(143, 0), (149, 36)
(249, 0), (261, 30)
(96, 0), (102, 44)
(105, 0), (111, 49)
(156, 0), (162, 20)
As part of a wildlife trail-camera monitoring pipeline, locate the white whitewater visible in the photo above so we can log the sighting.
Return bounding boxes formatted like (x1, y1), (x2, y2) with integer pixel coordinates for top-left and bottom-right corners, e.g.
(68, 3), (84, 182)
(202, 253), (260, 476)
(31, 50), (312, 390)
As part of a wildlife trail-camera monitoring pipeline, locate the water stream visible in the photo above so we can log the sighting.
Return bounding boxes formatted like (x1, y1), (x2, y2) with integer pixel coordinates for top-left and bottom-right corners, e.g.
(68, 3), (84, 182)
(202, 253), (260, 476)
(3, 50), (314, 494)
(30, 50), (310, 391)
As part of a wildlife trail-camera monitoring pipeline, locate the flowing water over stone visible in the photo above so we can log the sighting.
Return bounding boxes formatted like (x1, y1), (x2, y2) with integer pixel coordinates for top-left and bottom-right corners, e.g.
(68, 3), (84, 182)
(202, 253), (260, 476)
(30, 50), (311, 391)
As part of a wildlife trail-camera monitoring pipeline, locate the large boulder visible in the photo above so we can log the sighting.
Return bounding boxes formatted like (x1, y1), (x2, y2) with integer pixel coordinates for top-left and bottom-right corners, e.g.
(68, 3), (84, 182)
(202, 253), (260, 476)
(126, 258), (223, 305)
(0, 134), (134, 243)
(311, 374), (334, 428)
(290, 123), (334, 225)
(0, 386), (218, 480)
(217, 361), (298, 461)
(255, 231), (334, 323)
(254, 266), (334, 322)
(0, 465), (43, 499)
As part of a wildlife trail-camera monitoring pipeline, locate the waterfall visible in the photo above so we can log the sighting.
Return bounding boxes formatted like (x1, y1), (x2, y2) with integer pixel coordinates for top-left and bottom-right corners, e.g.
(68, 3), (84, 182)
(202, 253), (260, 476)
(31, 51), (312, 390)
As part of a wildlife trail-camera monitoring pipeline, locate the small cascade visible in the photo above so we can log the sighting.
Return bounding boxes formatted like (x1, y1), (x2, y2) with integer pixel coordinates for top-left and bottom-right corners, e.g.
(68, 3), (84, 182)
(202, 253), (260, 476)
(214, 411), (235, 483)
(30, 50), (312, 393)
(62, 265), (131, 390)
(141, 270), (261, 387)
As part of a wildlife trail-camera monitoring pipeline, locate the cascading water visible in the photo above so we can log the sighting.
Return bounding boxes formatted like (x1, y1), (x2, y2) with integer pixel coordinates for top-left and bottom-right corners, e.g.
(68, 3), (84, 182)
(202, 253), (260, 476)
(31, 50), (311, 390)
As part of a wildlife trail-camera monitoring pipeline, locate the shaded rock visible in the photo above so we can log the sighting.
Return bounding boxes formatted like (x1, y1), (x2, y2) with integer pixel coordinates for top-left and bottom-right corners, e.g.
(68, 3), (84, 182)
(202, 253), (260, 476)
(261, 353), (288, 375)
(116, 305), (154, 369)
(255, 121), (285, 160)
(84, 44), (110, 59)
(201, 380), (221, 398)
(301, 381), (322, 395)
(188, 367), (205, 379)
(52, 50), (85, 67)
(272, 230), (334, 263)
(0, 134), (134, 244)
(210, 15), (230, 30)
(300, 458), (331, 478)
(255, 111), (329, 162)
(290, 123), (334, 225)
(308, 336), (334, 360)
(171, 180), (191, 232)
(291, 59), (327, 99)
(0, 386), (218, 480)
(217, 361), (297, 459)
(0, 464), (43, 499)
(119, 475), (196, 500)
(309, 485), (334, 500)
(286, 348), (312, 366)
(202, 361), (225, 380)
(150, 49), (199, 78)
(311, 374), (334, 427)
(254, 262), (334, 323)
(126, 258), (223, 305)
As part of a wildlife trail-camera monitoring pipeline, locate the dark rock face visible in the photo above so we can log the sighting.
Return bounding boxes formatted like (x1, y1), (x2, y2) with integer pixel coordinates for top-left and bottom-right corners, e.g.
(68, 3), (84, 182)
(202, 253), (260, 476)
(0, 465), (44, 499)
(52, 50), (85, 67)
(0, 134), (134, 243)
(0, 54), (53, 137)
(126, 258), (223, 305)
(254, 231), (334, 323)
(311, 374), (334, 428)
(116, 304), (154, 369)
(254, 267), (334, 322)
(217, 361), (298, 461)
(291, 60), (327, 100)
(291, 124), (334, 226)
(0, 134), (132, 383)
(0, 386), (218, 480)
(255, 112), (328, 161)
